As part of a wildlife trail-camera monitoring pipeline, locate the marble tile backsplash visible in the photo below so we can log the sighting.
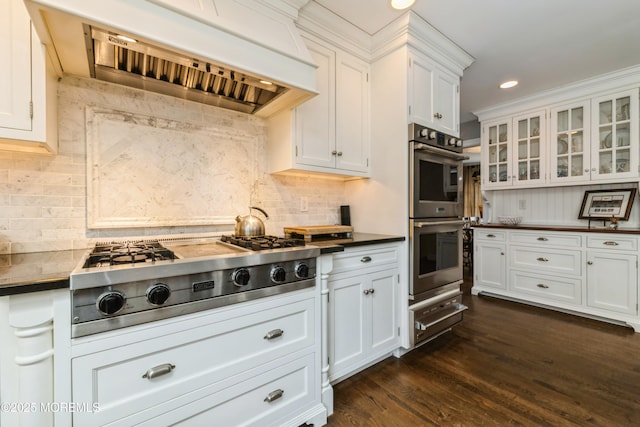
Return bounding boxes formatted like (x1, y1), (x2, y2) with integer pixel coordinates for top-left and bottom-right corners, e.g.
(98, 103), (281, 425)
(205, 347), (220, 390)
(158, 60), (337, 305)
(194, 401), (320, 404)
(0, 76), (347, 254)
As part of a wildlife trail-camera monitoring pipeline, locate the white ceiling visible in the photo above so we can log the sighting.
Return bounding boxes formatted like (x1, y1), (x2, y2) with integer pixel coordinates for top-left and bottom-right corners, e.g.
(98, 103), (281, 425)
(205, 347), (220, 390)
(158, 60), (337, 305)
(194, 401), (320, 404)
(314, 0), (640, 123)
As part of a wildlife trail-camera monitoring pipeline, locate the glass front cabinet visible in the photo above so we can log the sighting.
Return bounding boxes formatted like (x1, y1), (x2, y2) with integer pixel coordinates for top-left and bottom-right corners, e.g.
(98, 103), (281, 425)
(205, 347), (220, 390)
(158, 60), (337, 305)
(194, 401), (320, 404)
(512, 110), (545, 186)
(482, 119), (511, 188)
(550, 100), (591, 184)
(590, 89), (638, 182)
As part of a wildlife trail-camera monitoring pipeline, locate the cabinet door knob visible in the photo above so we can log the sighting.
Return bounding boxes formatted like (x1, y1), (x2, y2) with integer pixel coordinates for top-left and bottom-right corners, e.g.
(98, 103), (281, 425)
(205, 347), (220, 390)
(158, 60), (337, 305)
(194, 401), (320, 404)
(264, 389), (284, 403)
(331, 150), (337, 155)
(433, 112), (443, 119)
(536, 257), (549, 262)
(587, 261), (593, 265)
(142, 363), (175, 380)
(264, 329), (284, 340)
(500, 252), (504, 255)
(363, 289), (370, 295)
(369, 288), (375, 294)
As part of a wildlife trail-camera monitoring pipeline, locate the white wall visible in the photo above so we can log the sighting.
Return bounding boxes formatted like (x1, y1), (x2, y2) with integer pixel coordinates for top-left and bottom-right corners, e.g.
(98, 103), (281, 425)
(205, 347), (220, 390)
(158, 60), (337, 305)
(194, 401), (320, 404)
(0, 76), (348, 254)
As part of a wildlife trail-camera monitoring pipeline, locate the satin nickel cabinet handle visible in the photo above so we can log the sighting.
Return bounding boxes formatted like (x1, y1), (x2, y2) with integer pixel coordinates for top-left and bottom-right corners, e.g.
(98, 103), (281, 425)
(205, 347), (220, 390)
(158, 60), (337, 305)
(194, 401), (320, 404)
(536, 283), (549, 289)
(434, 112), (443, 119)
(587, 261), (593, 265)
(361, 256), (372, 263)
(487, 234), (496, 238)
(142, 363), (175, 379)
(603, 241), (619, 246)
(537, 237), (548, 241)
(337, 151), (343, 156)
(363, 288), (375, 295)
(264, 389), (284, 403)
(264, 329), (284, 340)
(331, 150), (337, 155)
(537, 257), (549, 262)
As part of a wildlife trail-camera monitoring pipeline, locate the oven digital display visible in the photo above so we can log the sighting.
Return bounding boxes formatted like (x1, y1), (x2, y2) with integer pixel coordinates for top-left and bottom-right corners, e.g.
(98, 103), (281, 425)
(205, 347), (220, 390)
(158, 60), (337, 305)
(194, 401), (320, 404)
(193, 280), (215, 292)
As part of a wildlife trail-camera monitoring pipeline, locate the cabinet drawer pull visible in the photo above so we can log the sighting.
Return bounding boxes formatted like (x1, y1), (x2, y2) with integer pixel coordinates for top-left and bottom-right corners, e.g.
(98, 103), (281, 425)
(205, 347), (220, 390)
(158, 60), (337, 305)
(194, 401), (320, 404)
(602, 241), (619, 246)
(264, 329), (284, 340)
(537, 237), (548, 241)
(486, 234), (496, 238)
(142, 363), (175, 380)
(536, 283), (549, 289)
(361, 256), (372, 263)
(536, 257), (549, 262)
(264, 389), (284, 403)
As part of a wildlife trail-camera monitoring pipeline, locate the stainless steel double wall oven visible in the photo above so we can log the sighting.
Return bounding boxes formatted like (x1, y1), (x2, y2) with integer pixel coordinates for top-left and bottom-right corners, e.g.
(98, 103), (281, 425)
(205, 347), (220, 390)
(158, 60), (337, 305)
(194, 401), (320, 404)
(408, 123), (468, 347)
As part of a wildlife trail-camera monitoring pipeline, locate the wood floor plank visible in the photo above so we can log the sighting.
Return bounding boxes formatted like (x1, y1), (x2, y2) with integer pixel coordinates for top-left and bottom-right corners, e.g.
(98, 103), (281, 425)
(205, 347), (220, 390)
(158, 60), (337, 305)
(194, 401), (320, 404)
(329, 276), (640, 426)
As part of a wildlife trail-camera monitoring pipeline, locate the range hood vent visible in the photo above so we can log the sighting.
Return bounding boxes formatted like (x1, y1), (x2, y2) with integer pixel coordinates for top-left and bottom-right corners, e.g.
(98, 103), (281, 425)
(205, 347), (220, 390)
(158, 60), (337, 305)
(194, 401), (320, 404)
(89, 27), (286, 115)
(24, 0), (318, 117)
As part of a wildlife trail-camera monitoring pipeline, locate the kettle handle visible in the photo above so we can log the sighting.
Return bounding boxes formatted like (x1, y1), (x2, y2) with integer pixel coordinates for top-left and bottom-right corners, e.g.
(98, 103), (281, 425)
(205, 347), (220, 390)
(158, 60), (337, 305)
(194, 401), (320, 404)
(249, 206), (269, 219)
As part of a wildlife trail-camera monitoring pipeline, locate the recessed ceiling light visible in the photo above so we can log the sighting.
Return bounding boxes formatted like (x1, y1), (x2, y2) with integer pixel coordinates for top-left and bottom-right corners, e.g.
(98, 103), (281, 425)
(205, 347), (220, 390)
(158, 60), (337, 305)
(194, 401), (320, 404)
(499, 80), (519, 89)
(259, 80), (273, 85)
(391, 0), (415, 10)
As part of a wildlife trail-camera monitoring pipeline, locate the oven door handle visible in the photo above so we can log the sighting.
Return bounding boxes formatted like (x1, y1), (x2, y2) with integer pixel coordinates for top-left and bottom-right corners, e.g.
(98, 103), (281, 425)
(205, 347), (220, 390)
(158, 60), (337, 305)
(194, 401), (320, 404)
(414, 220), (465, 228)
(415, 303), (468, 330)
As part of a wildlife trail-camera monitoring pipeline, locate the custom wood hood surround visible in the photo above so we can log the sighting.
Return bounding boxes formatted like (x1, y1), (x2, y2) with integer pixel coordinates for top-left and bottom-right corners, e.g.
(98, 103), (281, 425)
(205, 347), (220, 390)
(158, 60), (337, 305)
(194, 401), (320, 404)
(23, 0), (318, 117)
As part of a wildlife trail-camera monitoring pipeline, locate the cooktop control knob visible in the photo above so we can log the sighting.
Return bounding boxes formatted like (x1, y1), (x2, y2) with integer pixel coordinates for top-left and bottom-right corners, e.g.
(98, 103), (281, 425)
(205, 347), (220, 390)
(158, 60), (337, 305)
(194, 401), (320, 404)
(429, 131), (437, 139)
(456, 139), (463, 147)
(448, 137), (456, 146)
(271, 266), (287, 284)
(232, 268), (250, 287)
(295, 262), (310, 279)
(97, 291), (126, 315)
(147, 283), (171, 305)
(419, 128), (429, 137)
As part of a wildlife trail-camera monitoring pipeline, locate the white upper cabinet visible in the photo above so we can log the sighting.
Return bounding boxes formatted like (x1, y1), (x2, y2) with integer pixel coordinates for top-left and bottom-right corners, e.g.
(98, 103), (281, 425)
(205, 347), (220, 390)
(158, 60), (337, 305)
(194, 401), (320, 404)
(512, 110), (546, 187)
(549, 99), (591, 184)
(408, 50), (460, 136)
(590, 89), (638, 182)
(267, 35), (370, 178)
(482, 118), (512, 188)
(0, 0), (57, 154)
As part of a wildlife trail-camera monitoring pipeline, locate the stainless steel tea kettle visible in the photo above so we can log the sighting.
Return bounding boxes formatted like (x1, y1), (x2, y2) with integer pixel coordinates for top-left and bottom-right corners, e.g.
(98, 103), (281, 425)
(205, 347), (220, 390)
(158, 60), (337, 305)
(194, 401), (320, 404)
(235, 206), (269, 237)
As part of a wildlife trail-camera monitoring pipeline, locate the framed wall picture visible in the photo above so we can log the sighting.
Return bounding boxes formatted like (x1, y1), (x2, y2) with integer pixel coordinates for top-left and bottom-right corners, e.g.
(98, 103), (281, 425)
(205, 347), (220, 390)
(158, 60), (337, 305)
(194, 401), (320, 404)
(578, 188), (636, 220)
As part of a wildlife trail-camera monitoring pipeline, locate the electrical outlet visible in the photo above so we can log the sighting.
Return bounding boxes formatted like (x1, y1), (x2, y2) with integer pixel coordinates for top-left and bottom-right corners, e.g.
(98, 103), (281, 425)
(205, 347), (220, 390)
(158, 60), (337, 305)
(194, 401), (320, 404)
(518, 199), (526, 210)
(300, 197), (309, 212)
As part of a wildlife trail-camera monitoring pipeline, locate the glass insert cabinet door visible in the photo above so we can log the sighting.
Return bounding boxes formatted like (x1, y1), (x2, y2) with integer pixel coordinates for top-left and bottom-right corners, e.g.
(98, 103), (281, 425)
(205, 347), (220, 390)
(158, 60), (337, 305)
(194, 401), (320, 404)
(591, 88), (639, 181)
(483, 119), (511, 186)
(512, 111), (545, 185)
(550, 100), (590, 184)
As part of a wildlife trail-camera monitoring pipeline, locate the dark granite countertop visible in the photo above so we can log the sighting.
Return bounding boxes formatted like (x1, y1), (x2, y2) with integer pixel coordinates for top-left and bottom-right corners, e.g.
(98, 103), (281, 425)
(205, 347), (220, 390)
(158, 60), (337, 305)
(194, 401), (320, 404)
(310, 232), (405, 254)
(474, 223), (640, 234)
(0, 249), (86, 296)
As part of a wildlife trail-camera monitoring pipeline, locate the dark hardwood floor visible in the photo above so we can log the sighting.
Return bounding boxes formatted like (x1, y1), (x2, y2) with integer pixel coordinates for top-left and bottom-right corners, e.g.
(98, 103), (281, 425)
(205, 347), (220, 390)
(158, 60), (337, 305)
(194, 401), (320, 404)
(328, 272), (640, 426)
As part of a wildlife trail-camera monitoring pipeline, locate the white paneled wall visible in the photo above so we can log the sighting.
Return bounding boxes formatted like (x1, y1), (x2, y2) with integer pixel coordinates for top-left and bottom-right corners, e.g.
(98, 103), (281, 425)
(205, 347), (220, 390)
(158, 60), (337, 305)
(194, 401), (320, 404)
(0, 76), (347, 254)
(485, 181), (640, 228)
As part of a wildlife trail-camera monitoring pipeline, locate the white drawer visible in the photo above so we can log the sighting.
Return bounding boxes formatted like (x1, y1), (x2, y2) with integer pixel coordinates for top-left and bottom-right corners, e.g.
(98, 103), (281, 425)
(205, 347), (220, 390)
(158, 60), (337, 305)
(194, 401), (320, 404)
(474, 229), (506, 241)
(510, 246), (582, 276)
(587, 235), (638, 251)
(138, 354), (316, 427)
(510, 270), (581, 305)
(509, 231), (582, 247)
(332, 244), (399, 274)
(72, 298), (314, 426)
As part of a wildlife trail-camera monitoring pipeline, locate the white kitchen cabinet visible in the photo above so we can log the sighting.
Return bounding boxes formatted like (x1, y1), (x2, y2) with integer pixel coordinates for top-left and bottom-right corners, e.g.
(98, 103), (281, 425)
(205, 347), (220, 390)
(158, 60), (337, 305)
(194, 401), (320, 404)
(408, 49), (460, 136)
(473, 229), (507, 290)
(586, 235), (638, 316)
(549, 99), (591, 184)
(0, 0), (57, 154)
(267, 36), (370, 178)
(473, 227), (640, 332)
(590, 88), (639, 182)
(481, 111), (546, 189)
(69, 290), (326, 427)
(328, 244), (400, 383)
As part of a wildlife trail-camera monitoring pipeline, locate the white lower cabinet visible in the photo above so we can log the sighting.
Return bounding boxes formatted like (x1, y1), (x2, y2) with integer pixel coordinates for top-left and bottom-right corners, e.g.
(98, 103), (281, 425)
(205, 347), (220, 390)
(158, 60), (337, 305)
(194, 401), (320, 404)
(328, 244), (400, 382)
(473, 230), (507, 290)
(70, 291), (325, 427)
(473, 228), (640, 332)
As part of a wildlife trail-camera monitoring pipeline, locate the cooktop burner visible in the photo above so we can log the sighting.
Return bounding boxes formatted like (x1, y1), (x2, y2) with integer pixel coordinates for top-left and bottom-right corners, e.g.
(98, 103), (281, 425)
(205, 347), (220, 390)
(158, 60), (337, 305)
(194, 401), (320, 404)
(84, 241), (177, 268)
(220, 235), (306, 251)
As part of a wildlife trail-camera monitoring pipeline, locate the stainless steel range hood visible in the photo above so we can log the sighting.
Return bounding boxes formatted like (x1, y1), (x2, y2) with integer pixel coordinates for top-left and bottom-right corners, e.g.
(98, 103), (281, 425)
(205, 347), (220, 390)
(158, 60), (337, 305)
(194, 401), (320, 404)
(23, 0), (318, 117)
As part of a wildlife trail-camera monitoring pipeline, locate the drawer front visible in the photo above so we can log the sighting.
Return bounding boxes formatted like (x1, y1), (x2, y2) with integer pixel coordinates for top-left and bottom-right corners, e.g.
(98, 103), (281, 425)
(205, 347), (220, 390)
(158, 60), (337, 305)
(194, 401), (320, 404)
(332, 244), (399, 274)
(510, 246), (582, 276)
(510, 231), (582, 247)
(72, 298), (314, 426)
(587, 235), (638, 251)
(139, 354), (316, 427)
(474, 229), (506, 241)
(510, 270), (581, 304)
